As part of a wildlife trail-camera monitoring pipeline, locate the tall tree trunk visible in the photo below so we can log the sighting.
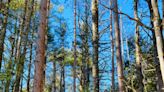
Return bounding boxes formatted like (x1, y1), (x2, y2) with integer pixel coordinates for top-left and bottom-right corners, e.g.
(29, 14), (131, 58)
(109, 1), (115, 91)
(79, 11), (90, 91)
(26, 3), (36, 90)
(0, 0), (10, 70)
(79, 21), (85, 91)
(14, 0), (34, 91)
(120, 15), (124, 60)
(15, 0), (29, 65)
(92, 0), (99, 92)
(4, 15), (18, 92)
(146, 0), (164, 91)
(27, 42), (33, 92)
(60, 64), (62, 92)
(59, 33), (65, 92)
(84, 1), (90, 90)
(80, 25), (86, 92)
(133, 0), (144, 91)
(20, 77), (23, 92)
(78, 1), (89, 90)
(33, 0), (48, 91)
(62, 67), (65, 92)
(162, 0), (164, 30)
(51, 60), (56, 92)
(112, 0), (125, 91)
(61, 18), (65, 92)
(5, 36), (15, 92)
(60, 64), (65, 92)
(8, 14), (20, 92)
(73, 0), (77, 92)
(13, 0), (29, 91)
(152, 31), (164, 92)
(151, 0), (164, 85)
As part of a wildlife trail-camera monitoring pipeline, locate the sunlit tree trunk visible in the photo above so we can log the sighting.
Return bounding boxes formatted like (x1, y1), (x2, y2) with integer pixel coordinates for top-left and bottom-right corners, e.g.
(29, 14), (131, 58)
(109, 1), (115, 91)
(14, 0), (35, 91)
(151, 0), (164, 86)
(92, 0), (99, 92)
(146, 0), (164, 91)
(112, 0), (125, 91)
(79, 21), (86, 92)
(13, 0), (29, 91)
(79, 20), (90, 92)
(133, 0), (144, 91)
(0, 0), (10, 70)
(9, 13), (23, 92)
(120, 15), (124, 60)
(33, 0), (48, 91)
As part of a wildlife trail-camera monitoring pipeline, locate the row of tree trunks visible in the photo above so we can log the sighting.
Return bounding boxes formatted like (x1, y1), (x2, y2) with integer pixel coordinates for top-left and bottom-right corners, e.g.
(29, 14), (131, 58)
(13, 0), (29, 91)
(0, 0), (10, 70)
(5, 23), (16, 92)
(13, 0), (35, 91)
(151, 0), (164, 87)
(79, 0), (90, 91)
(146, 0), (164, 91)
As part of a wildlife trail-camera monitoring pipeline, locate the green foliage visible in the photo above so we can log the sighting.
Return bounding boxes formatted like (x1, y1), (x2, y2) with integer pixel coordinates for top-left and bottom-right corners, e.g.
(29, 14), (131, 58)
(124, 38), (158, 92)
(57, 5), (64, 13)
(0, 72), (8, 80)
(9, 0), (25, 10)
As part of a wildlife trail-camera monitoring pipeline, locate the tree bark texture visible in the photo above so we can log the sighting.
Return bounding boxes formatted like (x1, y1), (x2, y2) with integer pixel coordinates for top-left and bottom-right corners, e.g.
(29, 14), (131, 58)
(92, 0), (99, 92)
(112, 0), (125, 91)
(33, 0), (48, 91)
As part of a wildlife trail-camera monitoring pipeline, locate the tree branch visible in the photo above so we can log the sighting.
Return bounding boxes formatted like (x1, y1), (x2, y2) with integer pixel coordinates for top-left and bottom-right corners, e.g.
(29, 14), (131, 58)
(100, 3), (153, 31)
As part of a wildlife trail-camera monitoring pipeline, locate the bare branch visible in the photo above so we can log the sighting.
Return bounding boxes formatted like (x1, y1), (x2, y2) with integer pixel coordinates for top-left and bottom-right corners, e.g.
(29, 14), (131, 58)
(100, 3), (153, 31)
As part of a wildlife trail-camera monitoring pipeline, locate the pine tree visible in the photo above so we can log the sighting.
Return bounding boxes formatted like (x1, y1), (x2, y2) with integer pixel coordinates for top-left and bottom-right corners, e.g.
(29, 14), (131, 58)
(33, 0), (49, 91)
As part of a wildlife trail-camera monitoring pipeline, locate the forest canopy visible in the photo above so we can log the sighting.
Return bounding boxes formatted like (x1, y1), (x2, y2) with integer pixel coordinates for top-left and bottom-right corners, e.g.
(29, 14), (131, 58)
(0, 0), (164, 92)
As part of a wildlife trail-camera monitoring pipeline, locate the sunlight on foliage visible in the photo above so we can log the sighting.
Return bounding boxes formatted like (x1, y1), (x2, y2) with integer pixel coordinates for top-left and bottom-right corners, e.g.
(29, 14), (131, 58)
(57, 5), (64, 13)
(9, 0), (25, 10)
